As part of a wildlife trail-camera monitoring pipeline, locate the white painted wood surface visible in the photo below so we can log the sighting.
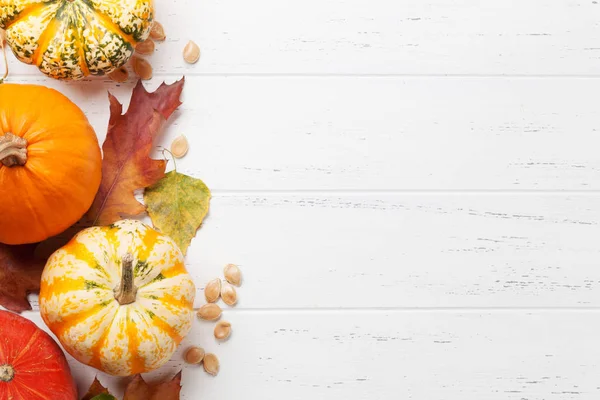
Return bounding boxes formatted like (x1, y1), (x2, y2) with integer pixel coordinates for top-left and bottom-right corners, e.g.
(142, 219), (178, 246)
(12, 76), (600, 190)
(8, 0), (600, 76)
(5, 0), (600, 398)
(22, 311), (600, 399)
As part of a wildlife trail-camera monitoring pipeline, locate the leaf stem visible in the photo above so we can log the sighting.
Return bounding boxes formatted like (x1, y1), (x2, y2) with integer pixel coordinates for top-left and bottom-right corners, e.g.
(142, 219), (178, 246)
(160, 147), (177, 172)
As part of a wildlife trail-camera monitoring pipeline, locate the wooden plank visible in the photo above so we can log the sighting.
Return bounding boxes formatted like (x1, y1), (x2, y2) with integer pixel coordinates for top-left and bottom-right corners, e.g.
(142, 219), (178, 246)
(26, 194), (600, 310)
(21, 310), (600, 399)
(6, 0), (600, 76)
(11, 76), (600, 190)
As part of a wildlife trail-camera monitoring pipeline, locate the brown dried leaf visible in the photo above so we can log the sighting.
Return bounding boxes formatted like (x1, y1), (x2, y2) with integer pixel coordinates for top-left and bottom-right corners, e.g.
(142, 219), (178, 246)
(81, 377), (110, 400)
(87, 79), (185, 225)
(124, 372), (182, 400)
(0, 243), (45, 312)
(82, 373), (182, 400)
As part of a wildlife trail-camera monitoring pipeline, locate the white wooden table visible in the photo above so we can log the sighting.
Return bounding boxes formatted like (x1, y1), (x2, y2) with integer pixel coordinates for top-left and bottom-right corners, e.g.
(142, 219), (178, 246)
(9, 0), (600, 398)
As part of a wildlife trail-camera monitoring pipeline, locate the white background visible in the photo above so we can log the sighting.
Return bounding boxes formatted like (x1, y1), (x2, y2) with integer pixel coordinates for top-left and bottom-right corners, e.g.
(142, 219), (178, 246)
(8, 0), (600, 398)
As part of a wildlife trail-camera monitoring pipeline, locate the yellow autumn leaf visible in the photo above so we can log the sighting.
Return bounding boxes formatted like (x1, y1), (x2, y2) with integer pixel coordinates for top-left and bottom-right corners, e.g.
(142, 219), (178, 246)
(144, 171), (211, 254)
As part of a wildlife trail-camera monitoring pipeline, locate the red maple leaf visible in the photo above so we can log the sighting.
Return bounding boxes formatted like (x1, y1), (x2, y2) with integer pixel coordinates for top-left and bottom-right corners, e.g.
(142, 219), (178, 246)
(87, 79), (185, 225)
(0, 243), (45, 312)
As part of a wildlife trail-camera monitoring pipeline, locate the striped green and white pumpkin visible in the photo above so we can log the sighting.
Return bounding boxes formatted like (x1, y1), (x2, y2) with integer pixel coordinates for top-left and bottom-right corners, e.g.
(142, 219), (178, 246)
(0, 0), (153, 80)
(39, 220), (196, 376)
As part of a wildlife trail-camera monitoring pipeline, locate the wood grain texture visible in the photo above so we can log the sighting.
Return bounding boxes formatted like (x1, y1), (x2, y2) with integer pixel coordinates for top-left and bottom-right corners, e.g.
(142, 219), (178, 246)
(187, 194), (600, 309)
(22, 311), (600, 399)
(6, 0), (599, 397)
(10, 76), (600, 190)
(6, 0), (600, 76)
(25, 194), (600, 310)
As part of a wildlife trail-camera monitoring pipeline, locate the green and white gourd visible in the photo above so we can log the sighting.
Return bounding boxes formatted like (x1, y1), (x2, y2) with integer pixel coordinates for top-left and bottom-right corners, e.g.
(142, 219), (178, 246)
(0, 0), (153, 80)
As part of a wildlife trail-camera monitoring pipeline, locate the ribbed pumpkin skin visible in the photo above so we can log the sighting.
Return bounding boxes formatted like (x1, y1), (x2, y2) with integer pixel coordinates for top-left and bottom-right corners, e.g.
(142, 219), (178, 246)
(0, 310), (77, 400)
(0, 83), (102, 245)
(0, 0), (153, 80)
(39, 220), (196, 377)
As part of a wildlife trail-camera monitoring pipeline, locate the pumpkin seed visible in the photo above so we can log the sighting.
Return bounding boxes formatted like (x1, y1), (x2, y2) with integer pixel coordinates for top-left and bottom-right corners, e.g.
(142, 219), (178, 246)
(224, 264), (242, 286)
(205, 278), (221, 303)
(183, 40), (200, 64)
(203, 353), (220, 376)
(221, 282), (237, 306)
(184, 346), (205, 364)
(170, 135), (189, 158)
(108, 67), (129, 83)
(136, 39), (155, 55)
(214, 321), (232, 340)
(150, 21), (166, 41)
(132, 57), (152, 80)
(197, 303), (222, 321)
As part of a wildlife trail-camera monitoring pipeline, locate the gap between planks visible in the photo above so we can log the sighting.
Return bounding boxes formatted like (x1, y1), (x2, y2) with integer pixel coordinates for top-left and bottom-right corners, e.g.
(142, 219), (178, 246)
(20, 308), (600, 315)
(208, 189), (600, 196)
(10, 73), (600, 79)
(191, 307), (600, 313)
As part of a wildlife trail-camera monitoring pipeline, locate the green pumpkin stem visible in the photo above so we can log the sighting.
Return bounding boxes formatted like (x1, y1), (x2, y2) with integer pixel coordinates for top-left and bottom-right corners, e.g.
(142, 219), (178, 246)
(114, 253), (138, 305)
(0, 133), (27, 167)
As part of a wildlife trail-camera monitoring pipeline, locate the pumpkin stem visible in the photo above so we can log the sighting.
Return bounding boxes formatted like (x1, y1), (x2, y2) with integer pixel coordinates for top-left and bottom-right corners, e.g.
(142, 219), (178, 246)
(0, 365), (14, 382)
(0, 133), (27, 167)
(114, 253), (138, 305)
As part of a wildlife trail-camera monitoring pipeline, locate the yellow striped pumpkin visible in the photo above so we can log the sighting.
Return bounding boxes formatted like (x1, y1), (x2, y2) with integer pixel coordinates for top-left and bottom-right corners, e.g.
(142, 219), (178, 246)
(0, 0), (153, 80)
(39, 220), (196, 376)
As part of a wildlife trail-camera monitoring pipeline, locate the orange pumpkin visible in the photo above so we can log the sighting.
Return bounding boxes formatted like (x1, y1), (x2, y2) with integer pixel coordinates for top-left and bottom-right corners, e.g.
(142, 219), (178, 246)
(0, 83), (102, 245)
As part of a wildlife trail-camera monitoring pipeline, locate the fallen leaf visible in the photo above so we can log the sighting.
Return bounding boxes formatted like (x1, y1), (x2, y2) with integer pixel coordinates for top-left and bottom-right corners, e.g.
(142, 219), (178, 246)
(82, 373), (181, 400)
(0, 243), (45, 312)
(87, 79), (185, 226)
(124, 372), (182, 400)
(82, 377), (111, 400)
(90, 396), (117, 400)
(144, 171), (211, 254)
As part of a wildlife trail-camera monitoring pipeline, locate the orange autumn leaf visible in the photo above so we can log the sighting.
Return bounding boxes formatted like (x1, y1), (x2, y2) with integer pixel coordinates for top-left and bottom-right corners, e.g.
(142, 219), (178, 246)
(0, 243), (45, 312)
(82, 373), (182, 400)
(81, 377), (111, 400)
(124, 372), (182, 400)
(87, 79), (185, 225)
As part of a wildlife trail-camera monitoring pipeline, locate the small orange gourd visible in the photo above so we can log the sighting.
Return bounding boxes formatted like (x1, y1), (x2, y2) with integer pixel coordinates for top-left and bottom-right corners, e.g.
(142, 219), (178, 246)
(0, 83), (102, 245)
